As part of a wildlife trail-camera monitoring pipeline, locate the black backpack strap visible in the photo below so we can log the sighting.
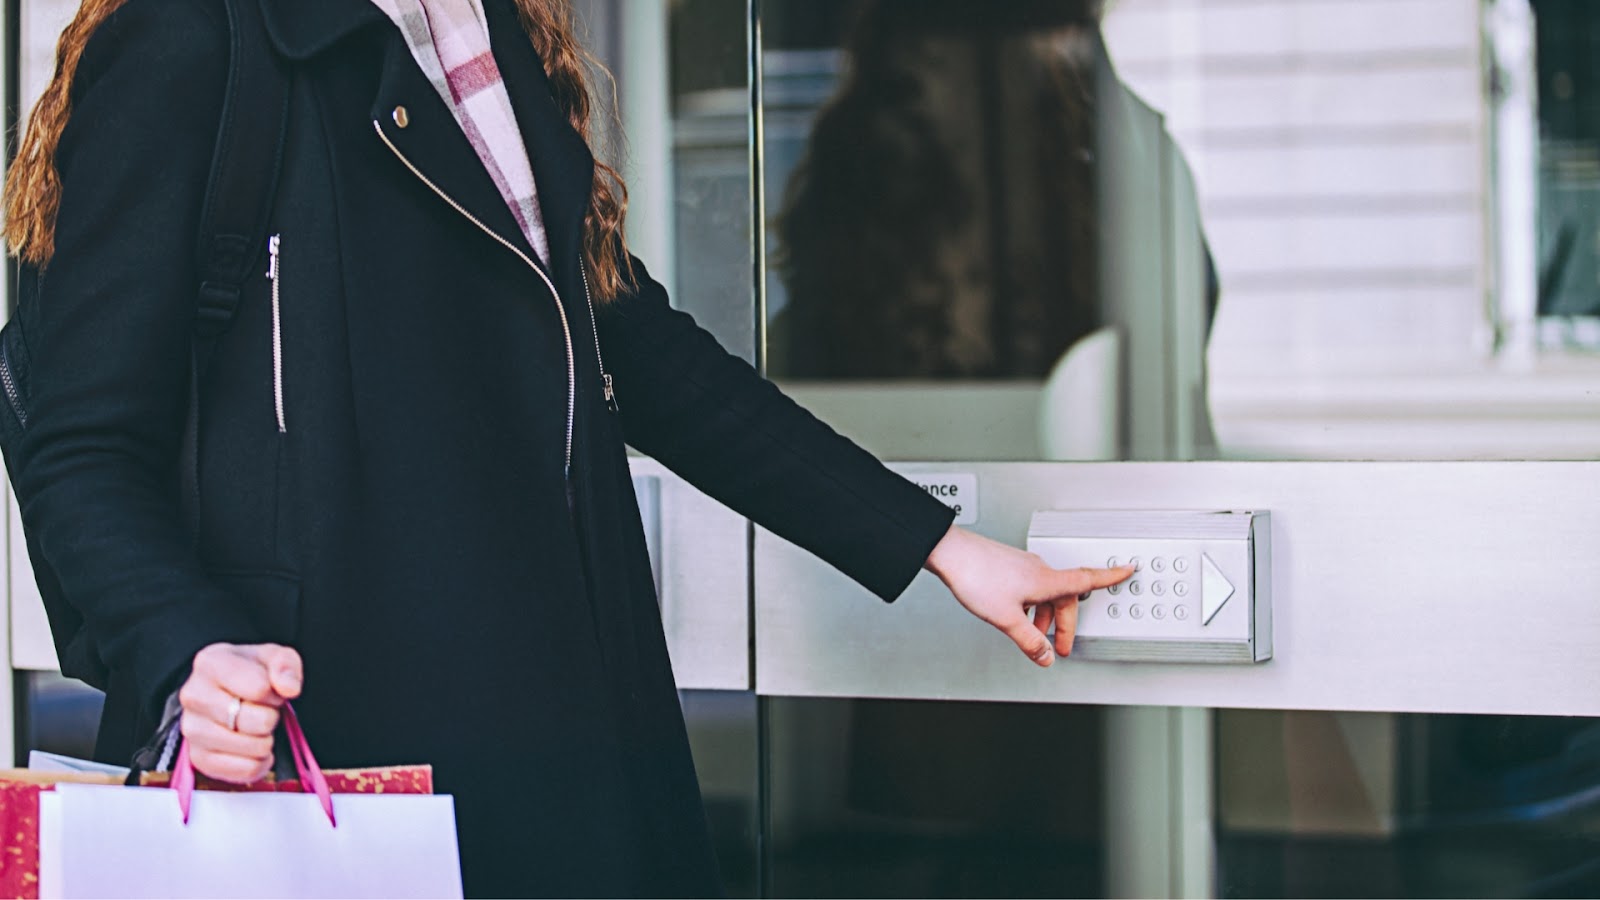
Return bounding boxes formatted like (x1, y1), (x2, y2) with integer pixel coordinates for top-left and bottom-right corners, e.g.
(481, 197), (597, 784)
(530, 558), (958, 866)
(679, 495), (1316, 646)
(195, 0), (290, 358)
(182, 0), (291, 542)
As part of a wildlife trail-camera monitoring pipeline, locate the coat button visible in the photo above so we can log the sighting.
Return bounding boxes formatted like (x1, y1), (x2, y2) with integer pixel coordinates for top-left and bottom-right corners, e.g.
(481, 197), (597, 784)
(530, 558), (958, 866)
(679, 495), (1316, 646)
(392, 105), (410, 128)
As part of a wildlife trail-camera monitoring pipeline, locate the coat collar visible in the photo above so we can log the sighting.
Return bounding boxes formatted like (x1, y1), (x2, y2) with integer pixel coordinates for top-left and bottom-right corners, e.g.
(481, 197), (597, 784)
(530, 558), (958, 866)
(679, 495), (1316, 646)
(268, 0), (596, 281)
(481, 0), (595, 274)
(258, 0), (389, 60)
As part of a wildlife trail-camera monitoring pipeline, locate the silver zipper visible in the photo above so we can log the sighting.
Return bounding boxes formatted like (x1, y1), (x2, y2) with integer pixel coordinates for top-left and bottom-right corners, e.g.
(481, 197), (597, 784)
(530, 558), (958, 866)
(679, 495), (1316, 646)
(374, 120), (577, 476)
(579, 263), (617, 413)
(267, 234), (286, 434)
(0, 341), (26, 428)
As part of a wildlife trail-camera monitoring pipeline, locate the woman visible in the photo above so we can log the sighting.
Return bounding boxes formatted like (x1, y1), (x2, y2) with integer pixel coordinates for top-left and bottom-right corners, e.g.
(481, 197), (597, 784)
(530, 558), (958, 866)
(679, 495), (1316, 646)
(3, 0), (1131, 894)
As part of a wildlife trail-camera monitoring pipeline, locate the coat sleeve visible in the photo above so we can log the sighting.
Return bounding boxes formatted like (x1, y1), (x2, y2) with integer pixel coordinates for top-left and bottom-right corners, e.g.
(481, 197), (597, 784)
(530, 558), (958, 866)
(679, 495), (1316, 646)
(12, 0), (264, 721)
(598, 255), (957, 602)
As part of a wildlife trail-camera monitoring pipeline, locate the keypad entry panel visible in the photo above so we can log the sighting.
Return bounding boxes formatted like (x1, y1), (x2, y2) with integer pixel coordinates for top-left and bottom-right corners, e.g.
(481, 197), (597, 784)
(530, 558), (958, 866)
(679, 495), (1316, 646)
(1027, 510), (1272, 664)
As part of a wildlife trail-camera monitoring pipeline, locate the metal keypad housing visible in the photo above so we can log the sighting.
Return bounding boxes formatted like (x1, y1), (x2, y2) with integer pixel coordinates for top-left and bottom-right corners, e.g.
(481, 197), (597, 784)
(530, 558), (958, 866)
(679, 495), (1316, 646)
(1027, 510), (1272, 664)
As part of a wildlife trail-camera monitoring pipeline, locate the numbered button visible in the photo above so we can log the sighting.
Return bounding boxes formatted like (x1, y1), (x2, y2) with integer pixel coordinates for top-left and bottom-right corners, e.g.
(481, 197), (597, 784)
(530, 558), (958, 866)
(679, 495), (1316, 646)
(1152, 581), (1167, 596)
(1129, 581), (1144, 596)
(1108, 583), (1122, 596)
(1174, 605), (1190, 621)
(1129, 605), (1144, 620)
(1151, 557), (1167, 573)
(1107, 556), (1120, 568)
(1174, 582), (1190, 598)
(1128, 557), (1143, 571)
(1108, 605), (1122, 619)
(1173, 557), (1190, 574)
(1152, 605), (1167, 620)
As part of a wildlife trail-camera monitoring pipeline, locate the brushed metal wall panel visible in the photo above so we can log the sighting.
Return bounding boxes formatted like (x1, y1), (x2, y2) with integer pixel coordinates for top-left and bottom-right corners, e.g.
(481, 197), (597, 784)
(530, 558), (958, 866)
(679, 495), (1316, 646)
(631, 458), (750, 691)
(755, 461), (1600, 716)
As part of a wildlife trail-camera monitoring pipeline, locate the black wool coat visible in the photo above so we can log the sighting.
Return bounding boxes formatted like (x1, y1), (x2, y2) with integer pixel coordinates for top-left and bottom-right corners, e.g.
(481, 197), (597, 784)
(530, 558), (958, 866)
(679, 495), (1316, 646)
(11, 0), (956, 894)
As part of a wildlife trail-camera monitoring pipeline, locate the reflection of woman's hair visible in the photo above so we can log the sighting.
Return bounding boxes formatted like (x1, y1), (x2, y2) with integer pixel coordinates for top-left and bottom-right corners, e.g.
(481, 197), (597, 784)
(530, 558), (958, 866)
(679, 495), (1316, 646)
(773, 0), (1106, 378)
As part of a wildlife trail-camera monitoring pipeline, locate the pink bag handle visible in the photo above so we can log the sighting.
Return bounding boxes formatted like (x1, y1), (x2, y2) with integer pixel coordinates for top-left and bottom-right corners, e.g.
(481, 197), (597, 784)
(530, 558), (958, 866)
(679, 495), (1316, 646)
(173, 702), (336, 827)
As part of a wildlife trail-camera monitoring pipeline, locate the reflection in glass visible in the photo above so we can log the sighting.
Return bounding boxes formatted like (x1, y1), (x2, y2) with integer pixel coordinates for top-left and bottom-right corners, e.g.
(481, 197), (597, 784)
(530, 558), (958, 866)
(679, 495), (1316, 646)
(681, 691), (760, 898)
(15, 673), (104, 765)
(670, 0), (757, 359)
(1217, 710), (1600, 898)
(769, 2), (1107, 380)
(763, 0), (1217, 462)
(764, 698), (1104, 898)
(1534, 0), (1600, 347)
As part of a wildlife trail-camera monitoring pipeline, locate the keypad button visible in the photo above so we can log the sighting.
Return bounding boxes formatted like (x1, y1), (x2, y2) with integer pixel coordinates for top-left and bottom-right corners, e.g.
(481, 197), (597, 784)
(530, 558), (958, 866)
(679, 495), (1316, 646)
(1108, 583), (1122, 595)
(1173, 557), (1190, 574)
(1152, 605), (1167, 620)
(1108, 605), (1121, 619)
(1129, 605), (1143, 620)
(1174, 605), (1190, 621)
(1174, 582), (1190, 597)
(1151, 557), (1166, 573)
(1129, 581), (1144, 596)
(1152, 581), (1167, 596)
(1107, 556), (1120, 568)
(1128, 557), (1143, 571)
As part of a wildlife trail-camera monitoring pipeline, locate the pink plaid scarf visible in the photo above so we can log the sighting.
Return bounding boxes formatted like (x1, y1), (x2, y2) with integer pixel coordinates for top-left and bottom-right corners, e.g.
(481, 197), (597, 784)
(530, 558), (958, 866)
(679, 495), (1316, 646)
(371, 0), (553, 266)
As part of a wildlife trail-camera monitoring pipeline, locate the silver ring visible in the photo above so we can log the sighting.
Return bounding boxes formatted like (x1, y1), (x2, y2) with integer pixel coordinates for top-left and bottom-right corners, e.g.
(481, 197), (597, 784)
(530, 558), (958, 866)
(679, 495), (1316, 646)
(225, 696), (243, 732)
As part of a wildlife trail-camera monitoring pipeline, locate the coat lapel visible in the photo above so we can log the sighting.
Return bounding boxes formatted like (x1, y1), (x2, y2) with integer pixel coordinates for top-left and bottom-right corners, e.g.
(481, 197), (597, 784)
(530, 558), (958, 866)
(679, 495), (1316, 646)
(257, 0), (595, 279)
(368, 31), (547, 269)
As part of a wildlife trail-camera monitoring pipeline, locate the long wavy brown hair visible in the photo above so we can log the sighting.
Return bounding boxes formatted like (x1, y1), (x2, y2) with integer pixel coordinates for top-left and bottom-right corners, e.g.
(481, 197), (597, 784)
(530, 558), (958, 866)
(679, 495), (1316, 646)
(4, 0), (635, 301)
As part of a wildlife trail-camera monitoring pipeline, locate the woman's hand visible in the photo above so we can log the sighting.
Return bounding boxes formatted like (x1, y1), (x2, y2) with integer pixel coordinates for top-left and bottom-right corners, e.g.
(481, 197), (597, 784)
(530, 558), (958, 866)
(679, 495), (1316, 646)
(925, 525), (1135, 666)
(176, 643), (303, 783)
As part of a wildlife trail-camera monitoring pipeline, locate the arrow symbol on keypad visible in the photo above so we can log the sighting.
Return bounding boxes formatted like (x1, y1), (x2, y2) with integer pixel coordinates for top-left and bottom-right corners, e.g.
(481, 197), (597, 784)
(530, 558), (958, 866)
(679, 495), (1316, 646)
(1201, 553), (1235, 626)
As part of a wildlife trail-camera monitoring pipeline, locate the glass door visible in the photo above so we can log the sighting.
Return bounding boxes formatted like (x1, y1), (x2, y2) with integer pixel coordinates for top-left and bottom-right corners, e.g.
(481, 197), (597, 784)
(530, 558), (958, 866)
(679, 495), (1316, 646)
(8, 1), (1600, 897)
(752, 1), (1600, 897)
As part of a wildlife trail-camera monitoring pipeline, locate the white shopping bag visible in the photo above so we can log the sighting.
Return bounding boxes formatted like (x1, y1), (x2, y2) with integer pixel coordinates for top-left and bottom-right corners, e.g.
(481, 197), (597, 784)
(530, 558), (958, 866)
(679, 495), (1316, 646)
(37, 705), (463, 899)
(27, 751), (130, 777)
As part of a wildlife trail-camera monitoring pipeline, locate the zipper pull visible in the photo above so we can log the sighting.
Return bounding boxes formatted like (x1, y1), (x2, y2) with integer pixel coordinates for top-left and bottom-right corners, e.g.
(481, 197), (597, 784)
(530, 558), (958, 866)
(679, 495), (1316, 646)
(267, 234), (281, 281)
(602, 373), (619, 413)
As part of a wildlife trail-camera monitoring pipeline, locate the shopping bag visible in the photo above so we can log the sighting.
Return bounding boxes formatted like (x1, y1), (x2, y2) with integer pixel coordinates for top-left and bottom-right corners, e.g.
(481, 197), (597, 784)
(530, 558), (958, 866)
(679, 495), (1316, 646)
(0, 765), (438, 900)
(0, 770), (126, 900)
(35, 705), (462, 899)
(0, 757), (438, 900)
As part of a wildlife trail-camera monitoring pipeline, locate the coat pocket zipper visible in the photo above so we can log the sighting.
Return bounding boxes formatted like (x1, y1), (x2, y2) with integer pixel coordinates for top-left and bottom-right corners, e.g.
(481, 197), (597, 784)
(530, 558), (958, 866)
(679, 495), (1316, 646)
(0, 337), (27, 429)
(267, 234), (286, 434)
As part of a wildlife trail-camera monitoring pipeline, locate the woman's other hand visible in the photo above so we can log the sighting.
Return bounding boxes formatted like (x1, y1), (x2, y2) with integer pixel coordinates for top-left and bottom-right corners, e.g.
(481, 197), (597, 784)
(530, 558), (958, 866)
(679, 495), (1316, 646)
(176, 643), (303, 783)
(925, 525), (1135, 666)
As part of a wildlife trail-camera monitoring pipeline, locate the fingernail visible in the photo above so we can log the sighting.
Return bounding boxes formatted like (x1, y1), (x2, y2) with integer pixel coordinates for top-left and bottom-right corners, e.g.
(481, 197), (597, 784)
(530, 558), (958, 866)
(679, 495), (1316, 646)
(1034, 645), (1054, 664)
